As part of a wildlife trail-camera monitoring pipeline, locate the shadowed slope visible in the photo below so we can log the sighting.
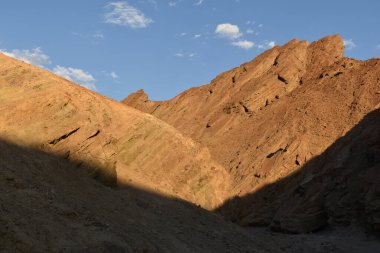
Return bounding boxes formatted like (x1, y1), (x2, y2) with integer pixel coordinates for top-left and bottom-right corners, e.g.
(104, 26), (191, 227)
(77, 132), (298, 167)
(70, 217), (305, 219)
(124, 35), (380, 224)
(0, 52), (230, 209)
(0, 139), (276, 253)
(217, 108), (380, 234)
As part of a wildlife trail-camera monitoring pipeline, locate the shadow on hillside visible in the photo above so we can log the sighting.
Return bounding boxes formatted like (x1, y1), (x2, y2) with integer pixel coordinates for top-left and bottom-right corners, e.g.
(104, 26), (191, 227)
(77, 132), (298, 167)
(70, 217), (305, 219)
(0, 138), (273, 252)
(216, 108), (380, 235)
(0, 110), (379, 252)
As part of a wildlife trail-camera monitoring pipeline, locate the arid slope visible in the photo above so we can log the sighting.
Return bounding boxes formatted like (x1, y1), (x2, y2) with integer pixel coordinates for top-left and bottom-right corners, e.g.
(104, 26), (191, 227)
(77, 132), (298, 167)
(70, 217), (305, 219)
(124, 35), (380, 232)
(0, 52), (230, 209)
(0, 139), (275, 253)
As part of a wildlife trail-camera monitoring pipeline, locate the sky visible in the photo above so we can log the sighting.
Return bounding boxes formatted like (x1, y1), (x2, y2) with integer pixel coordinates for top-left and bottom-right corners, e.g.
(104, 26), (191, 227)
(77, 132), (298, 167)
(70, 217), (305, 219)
(0, 0), (379, 101)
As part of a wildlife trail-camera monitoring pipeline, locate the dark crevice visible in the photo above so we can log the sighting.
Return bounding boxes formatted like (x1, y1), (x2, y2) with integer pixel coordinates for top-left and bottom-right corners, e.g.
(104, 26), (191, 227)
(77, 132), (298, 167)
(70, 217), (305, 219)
(86, 130), (100, 140)
(277, 74), (288, 84)
(232, 75), (236, 84)
(239, 102), (250, 113)
(151, 104), (161, 114)
(273, 55), (280, 66)
(266, 144), (288, 158)
(334, 71), (343, 77)
(266, 148), (283, 158)
(295, 154), (300, 166)
(49, 127), (80, 145)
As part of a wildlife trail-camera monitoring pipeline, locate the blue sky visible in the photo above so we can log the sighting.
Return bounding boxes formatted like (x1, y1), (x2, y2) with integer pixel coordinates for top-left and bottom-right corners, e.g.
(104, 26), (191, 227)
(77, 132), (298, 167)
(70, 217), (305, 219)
(0, 0), (379, 101)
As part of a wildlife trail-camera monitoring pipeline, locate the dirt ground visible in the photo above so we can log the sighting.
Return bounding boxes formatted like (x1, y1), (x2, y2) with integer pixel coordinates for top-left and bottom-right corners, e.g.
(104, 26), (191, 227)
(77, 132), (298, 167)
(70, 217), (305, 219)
(249, 227), (380, 253)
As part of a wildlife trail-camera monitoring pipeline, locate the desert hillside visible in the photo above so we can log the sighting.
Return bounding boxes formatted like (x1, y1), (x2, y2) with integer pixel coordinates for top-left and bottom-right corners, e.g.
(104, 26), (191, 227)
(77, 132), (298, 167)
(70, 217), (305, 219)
(0, 139), (279, 253)
(0, 52), (230, 210)
(124, 35), (380, 232)
(1, 34), (379, 253)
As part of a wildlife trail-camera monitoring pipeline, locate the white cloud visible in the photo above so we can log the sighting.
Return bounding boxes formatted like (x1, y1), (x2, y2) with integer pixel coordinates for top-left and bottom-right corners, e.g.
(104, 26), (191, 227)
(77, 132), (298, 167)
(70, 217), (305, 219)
(104, 2), (153, 28)
(53, 65), (97, 91)
(180, 32), (187, 36)
(175, 51), (196, 58)
(110, 71), (119, 80)
(215, 23), (242, 40)
(257, 41), (276, 50)
(231, 40), (254, 50)
(195, 0), (204, 5)
(93, 31), (104, 39)
(246, 29), (254, 34)
(169, 1), (177, 7)
(343, 39), (356, 50)
(194, 34), (201, 39)
(267, 41), (276, 48)
(1, 47), (51, 67)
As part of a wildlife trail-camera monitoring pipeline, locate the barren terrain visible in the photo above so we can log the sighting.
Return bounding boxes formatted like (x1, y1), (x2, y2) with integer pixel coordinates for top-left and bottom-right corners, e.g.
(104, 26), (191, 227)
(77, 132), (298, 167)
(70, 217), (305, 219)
(0, 34), (379, 252)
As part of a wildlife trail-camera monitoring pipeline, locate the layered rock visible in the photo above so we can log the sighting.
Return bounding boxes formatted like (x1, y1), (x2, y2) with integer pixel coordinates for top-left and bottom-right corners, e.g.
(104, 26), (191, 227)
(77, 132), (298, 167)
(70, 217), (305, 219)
(0, 52), (231, 210)
(124, 35), (380, 232)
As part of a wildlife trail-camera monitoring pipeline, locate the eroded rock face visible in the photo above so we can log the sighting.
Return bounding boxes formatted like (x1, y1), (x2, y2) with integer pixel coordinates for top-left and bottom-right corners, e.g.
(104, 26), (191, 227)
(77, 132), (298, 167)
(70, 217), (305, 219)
(124, 35), (380, 233)
(0, 52), (231, 210)
(0, 139), (276, 253)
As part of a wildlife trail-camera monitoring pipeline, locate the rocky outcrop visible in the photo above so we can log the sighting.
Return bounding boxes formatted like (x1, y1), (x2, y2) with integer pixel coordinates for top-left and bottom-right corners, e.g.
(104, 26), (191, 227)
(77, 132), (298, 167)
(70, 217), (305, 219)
(124, 35), (380, 233)
(0, 52), (231, 210)
(218, 108), (380, 233)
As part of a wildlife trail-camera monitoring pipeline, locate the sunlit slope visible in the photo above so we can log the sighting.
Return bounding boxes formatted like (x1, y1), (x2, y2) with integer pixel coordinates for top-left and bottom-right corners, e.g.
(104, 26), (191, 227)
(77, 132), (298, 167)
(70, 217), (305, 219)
(0, 52), (231, 209)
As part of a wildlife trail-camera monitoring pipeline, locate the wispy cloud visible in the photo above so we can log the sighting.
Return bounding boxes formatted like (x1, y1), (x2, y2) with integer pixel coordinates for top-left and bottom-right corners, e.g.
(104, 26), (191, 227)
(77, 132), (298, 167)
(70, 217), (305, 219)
(0, 47), (51, 67)
(246, 29), (254, 34)
(104, 2), (153, 28)
(92, 31), (104, 39)
(194, 34), (201, 39)
(215, 23), (242, 40)
(195, 0), (204, 5)
(343, 39), (356, 50)
(267, 41), (276, 48)
(175, 51), (197, 59)
(110, 71), (119, 80)
(53, 66), (97, 91)
(257, 41), (276, 49)
(231, 40), (254, 50)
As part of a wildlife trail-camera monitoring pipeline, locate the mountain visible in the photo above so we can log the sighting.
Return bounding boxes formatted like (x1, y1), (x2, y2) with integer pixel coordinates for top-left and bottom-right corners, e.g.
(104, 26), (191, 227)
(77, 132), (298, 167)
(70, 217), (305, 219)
(124, 35), (380, 233)
(0, 139), (278, 252)
(1, 34), (379, 252)
(0, 52), (230, 210)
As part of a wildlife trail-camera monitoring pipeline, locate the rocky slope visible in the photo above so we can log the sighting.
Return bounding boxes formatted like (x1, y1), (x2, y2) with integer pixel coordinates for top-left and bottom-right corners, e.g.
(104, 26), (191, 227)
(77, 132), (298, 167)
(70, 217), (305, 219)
(218, 108), (380, 233)
(0, 52), (230, 210)
(0, 139), (276, 253)
(124, 35), (380, 232)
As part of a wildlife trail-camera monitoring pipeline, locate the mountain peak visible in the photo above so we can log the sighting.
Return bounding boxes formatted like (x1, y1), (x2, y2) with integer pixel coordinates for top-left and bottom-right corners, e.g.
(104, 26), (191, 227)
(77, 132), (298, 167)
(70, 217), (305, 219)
(307, 34), (344, 71)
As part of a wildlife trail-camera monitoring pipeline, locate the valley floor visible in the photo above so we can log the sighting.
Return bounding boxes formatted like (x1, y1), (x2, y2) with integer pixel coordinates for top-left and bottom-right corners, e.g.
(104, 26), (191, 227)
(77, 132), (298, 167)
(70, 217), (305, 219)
(249, 227), (380, 253)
